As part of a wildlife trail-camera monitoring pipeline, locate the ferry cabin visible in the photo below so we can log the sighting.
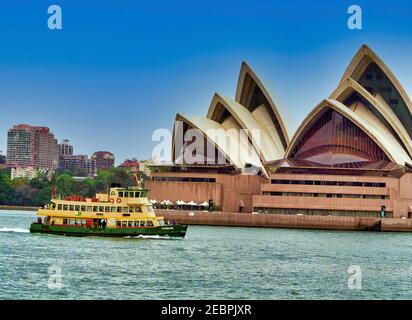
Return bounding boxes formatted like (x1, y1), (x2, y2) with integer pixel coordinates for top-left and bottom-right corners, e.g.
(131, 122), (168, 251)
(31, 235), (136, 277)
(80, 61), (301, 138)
(38, 187), (166, 229)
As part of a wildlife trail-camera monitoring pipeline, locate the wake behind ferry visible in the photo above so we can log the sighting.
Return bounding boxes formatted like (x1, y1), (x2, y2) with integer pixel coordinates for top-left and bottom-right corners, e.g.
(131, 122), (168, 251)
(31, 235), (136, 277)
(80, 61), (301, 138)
(29, 185), (187, 238)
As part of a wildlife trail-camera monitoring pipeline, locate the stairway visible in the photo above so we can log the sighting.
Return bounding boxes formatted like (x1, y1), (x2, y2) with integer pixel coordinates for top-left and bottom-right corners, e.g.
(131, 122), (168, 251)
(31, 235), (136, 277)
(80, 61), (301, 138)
(365, 219), (382, 231)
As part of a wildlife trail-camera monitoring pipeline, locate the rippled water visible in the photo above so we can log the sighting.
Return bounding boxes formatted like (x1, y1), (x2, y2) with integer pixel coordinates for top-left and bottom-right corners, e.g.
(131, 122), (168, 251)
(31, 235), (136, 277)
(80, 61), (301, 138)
(0, 210), (411, 300)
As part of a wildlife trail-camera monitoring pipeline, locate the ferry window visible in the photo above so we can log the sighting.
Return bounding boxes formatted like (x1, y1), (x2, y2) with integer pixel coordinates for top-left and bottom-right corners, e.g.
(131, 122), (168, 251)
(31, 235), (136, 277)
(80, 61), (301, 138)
(123, 207), (128, 213)
(140, 221), (145, 227)
(117, 207), (122, 213)
(147, 220), (154, 227)
(158, 219), (165, 226)
(69, 205), (74, 211)
(111, 207), (116, 212)
(81, 220), (86, 226)
(105, 207), (110, 212)
(119, 191), (124, 197)
(81, 205), (86, 211)
(129, 207), (134, 213)
(69, 219), (75, 225)
(134, 221), (139, 227)
(63, 204), (68, 211)
(93, 206), (98, 212)
(128, 221), (133, 227)
(128, 192), (134, 198)
(87, 206), (92, 212)
(99, 206), (104, 212)
(58, 204), (62, 210)
(136, 207), (142, 212)
(116, 221), (121, 227)
(75, 205), (80, 211)
(147, 206), (154, 213)
(63, 219), (68, 225)
(121, 221), (127, 227)
(135, 192), (141, 197)
(75, 219), (81, 225)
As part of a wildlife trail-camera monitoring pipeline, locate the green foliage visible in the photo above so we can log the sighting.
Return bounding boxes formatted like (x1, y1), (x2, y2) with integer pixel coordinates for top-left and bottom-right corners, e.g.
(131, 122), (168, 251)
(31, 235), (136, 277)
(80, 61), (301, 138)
(0, 168), (136, 207)
(56, 173), (75, 197)
(0, 170), (15, 205)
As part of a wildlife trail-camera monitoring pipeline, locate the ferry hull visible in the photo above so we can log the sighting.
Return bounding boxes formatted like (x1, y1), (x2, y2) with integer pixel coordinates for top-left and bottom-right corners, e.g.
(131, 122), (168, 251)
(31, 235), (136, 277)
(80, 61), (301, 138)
(29, 223), (188, 238)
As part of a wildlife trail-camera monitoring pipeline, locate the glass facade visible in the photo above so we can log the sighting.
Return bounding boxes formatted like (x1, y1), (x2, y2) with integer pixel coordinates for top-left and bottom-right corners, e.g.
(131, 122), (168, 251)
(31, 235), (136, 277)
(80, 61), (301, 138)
(174, 121), (230, 166)
(238, 73), (287, 149)
(253, 207), (393, 218)
(289, 108), (389, 165)
(358, 62), (412, 139)
(152, 176), (216, 183)
(262, 191), (389, 200)
(270, 179), (386, 187)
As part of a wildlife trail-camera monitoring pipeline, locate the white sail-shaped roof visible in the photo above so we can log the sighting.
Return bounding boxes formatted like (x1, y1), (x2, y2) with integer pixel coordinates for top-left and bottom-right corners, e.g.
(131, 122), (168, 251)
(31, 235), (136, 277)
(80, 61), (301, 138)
(207, 93), (284, 162)
(330, 77), (412, 158)
(340, 44), (412, 140)
(172, 113), (267, 176)
(235, 61), (289, 150)
(286, 99), (412, 166)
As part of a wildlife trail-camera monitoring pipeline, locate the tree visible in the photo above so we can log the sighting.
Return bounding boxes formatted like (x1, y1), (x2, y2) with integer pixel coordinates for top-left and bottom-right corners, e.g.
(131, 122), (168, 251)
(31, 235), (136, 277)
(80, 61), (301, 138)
(29, 172), (49, 189)
(14, 184), (37, 206)
(0, 167), (135, 207)
(55, 173), (75, 197)
(34, 186), (53, 206)
(0, 170), (15, 205)
(94, 168), (135, 193)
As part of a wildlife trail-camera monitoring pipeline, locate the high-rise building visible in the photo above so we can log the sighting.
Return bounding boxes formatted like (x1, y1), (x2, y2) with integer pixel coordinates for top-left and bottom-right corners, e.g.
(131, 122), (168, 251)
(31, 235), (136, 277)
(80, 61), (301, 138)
(59, 154), (88, 175)
(118, 158), (140, 173)
(6, 124), (59, 170)
(59, 139), (73, 156)
(91, 151), (115, 170)
(57, 139), (97, 177)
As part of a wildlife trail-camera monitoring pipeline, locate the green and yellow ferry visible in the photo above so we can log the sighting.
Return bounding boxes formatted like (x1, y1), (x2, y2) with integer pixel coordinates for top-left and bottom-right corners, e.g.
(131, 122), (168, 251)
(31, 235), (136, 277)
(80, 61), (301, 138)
(29, 186), (187, 238)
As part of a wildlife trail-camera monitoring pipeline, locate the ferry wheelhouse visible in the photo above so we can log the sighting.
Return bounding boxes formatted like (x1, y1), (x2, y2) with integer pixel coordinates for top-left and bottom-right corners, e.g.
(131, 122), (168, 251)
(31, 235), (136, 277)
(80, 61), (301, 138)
(29, 186), (187, 238)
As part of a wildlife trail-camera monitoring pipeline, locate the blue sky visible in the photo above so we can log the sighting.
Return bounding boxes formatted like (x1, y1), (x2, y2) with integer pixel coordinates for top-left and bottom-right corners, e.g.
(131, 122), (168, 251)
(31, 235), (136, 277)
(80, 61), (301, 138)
(1, 0), (412, 164)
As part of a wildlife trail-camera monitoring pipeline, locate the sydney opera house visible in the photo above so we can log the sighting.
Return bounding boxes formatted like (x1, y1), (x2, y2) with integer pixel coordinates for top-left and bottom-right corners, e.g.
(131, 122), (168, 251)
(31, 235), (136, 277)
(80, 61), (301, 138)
(147, 45), (412, 219)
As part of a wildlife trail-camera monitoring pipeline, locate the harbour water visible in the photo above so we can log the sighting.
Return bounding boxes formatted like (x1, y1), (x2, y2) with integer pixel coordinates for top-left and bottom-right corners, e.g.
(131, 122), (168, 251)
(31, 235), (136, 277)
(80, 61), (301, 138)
(0, 210), (411, 300)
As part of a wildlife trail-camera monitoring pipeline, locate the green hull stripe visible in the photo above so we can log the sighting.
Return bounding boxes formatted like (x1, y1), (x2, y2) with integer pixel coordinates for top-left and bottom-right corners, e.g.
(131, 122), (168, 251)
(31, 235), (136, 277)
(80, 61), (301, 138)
(29, 223), (187, 238)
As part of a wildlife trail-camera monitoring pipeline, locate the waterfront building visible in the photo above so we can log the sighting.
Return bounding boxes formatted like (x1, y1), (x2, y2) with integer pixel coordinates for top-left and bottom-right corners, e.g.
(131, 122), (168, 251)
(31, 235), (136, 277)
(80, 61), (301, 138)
(147, 45), (412, 218)
(6, 124), (59, 170)
(138, 160), (153, 176)
(59, 154), (89, 176)
(58, 139), (96, 177)
(119, 159), (140, 173)
(59, 139), (73, 156)
(92, 151), (115, 170)
(10, 167), (52, 180)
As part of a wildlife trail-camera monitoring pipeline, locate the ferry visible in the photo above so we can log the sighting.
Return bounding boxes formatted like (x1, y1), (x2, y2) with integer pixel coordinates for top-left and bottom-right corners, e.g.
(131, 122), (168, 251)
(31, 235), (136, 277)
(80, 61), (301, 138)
(29, 185), (187, 238)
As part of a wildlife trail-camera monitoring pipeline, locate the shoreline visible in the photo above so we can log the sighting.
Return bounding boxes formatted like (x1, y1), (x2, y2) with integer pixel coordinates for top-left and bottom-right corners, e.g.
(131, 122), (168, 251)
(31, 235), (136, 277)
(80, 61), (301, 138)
(0, 205), (37, 212)
(1, 206), (411, 232)
(157, 209), (412, 233)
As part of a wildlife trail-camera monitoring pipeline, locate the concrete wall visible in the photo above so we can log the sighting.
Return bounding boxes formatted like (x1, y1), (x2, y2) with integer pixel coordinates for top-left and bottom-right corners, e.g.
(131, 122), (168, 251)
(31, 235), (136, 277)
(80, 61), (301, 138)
(158, 210), (412, 232)
(147, 172), (265, 212)
(256, 172), (412, 218)
(147, 171), (412, 218)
